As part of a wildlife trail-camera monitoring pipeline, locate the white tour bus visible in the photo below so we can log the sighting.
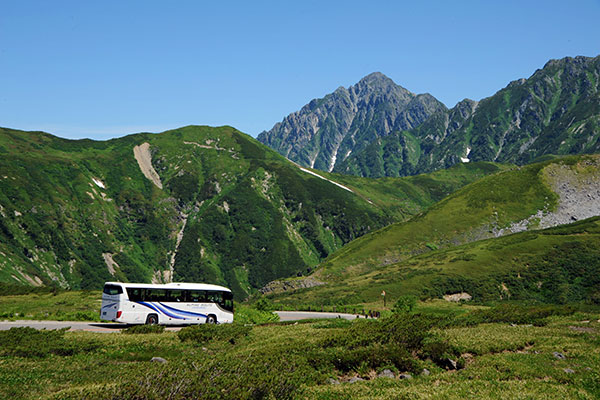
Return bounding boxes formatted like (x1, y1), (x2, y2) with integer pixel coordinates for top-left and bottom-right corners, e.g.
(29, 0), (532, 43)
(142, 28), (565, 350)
(100, 282), (234, 325)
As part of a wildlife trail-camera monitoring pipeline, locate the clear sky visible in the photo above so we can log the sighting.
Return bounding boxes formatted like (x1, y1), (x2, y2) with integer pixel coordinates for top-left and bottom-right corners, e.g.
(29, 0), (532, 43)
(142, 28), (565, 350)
(2, 0), (600, 140)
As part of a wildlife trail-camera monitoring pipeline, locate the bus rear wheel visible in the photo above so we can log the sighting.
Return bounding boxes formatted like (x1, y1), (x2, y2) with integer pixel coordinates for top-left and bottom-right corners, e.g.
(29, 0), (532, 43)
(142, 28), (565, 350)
(146, 314), (159, 325)
(206, 315), (217, 324)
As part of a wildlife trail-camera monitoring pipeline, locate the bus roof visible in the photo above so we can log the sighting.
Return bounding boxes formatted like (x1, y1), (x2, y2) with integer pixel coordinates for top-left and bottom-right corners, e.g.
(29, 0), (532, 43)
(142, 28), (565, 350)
(104, 282), (232, 292)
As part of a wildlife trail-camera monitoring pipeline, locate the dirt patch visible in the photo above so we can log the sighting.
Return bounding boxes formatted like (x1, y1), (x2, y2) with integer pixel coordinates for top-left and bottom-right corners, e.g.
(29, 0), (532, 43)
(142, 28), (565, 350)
(133, 142), (163, 189)
(102, 253), (119, 276)
(569, 326), (597, 333)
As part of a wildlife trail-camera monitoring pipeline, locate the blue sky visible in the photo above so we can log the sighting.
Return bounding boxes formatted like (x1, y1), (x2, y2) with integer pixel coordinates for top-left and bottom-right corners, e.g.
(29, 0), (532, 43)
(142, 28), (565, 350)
(1, 0), (600, 140)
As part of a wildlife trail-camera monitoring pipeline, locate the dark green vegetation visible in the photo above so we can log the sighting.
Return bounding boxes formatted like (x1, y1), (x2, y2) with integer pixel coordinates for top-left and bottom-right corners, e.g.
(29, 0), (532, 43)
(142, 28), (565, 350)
(122, 324), (165, 334)
(267, 155), (600, 307)
(0, 125), (502, 298)
(0, 303), (598, 399)
(0, 326), (99, 358)
(177, 323), (252, 344)
(259, 55), (600, 178)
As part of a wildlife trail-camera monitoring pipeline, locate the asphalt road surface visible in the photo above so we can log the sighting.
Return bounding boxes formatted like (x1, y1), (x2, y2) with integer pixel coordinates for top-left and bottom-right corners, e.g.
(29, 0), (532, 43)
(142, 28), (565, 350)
(0, 312), (363, 332)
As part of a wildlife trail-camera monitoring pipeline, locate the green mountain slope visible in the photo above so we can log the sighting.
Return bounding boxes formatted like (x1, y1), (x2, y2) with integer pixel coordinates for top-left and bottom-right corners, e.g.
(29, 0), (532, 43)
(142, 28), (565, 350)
(0, 126), (502, 298)
(266, 154), (600, 304)
(336, 55), (600, 177)
(273, 216), (600, 306)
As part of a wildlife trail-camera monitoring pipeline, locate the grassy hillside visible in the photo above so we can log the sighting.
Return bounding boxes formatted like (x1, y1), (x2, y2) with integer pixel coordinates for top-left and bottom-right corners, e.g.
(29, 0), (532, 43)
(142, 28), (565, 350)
(321, 161), (509, 220)
(0, 126), (502, 298)
(272, 217), (600, 307)
(0, 302), (598, 399)
(266, 155), (600, 306)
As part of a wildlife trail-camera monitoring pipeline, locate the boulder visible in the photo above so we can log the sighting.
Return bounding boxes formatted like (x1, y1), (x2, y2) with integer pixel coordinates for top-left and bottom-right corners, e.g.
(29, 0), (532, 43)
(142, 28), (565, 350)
(378, 369), (395, 379)
(553, 352), (566, 360)
(443, 358), (458, 370)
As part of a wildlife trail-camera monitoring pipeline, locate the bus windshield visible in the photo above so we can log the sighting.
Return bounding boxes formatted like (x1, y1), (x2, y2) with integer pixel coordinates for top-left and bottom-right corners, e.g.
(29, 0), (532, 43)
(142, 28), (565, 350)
(103, 284), (123, 295)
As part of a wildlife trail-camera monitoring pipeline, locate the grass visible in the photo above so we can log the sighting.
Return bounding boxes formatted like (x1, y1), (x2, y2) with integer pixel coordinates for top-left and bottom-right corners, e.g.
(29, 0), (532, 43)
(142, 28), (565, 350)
(0, 290), (102, 321)
(0, 302), (597, 399)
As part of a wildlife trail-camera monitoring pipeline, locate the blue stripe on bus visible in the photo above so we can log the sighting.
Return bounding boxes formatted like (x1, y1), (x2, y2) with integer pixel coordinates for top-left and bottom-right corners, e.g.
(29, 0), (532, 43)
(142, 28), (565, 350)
(137, 302), (187, 320)
(158, 303), (208, 318)
(101, 302), (117, 309)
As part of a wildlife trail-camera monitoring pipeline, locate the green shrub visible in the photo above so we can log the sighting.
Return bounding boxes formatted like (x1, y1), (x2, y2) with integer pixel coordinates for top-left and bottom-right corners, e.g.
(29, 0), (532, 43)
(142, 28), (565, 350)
(421, 334), (459, 367)
(312, 319), (352, 329)
(329, 344), (418, 374)
(313, 314), (441, 374)
(106, 346), (320, 400)
(0, 327), (99, 358)
(392, 295), (417, 314)
(178, 323), (252, 344)
(122, 324), (165, 334)
(458, 303), (577, 326)
(234, 305), (279, 325)
(254, 297), (276, 311)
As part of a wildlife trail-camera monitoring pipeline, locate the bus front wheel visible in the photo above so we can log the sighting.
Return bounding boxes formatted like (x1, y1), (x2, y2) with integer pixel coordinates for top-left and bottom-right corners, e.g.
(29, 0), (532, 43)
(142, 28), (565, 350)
(206, 315), (217, 324)
(146, 314), (159, 325)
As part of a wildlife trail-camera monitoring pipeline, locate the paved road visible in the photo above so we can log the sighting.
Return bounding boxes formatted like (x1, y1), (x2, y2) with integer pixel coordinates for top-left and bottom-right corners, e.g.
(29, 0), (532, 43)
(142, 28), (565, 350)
(0, 312), (363, 332)
(0, 320), (134, 333)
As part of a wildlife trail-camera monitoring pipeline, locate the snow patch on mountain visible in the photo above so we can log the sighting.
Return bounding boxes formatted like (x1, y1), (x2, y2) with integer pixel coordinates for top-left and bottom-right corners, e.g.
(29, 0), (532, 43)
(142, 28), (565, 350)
(460, 147), (471, 163)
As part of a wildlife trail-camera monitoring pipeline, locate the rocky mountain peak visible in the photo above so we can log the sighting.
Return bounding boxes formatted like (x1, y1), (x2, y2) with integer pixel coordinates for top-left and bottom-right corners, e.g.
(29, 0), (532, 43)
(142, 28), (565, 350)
(258, 72), (443, 172)
(357, 72), (396, 87)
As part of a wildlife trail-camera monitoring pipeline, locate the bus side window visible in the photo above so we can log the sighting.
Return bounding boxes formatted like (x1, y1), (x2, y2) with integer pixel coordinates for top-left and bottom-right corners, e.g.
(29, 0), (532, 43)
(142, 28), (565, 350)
(168, 289), (183, 302)
(127, 288), (142, 302)
(147, 289), (167, 302)
(187, 290), (198, 302)
(208, 291), (222, 304)
(188, 290), (206, 303)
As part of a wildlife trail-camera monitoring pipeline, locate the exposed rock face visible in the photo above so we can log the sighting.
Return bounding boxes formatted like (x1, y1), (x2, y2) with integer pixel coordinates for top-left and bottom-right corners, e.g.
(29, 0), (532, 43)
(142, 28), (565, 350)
(257, 72), (446, 172)
(259, 276), (325, 295)
(443, 292), (472, 302)
(133, 142), (163, 189)
(496, 155), (600, 236)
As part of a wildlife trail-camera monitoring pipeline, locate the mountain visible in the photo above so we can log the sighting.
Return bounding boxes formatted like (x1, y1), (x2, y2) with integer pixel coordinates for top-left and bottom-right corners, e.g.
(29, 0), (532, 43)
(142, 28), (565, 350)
(264, 154), (600, 304)
(260, 56), (600, 178)
(0, 126), (501, 298)
(257, 72), (446, 172)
